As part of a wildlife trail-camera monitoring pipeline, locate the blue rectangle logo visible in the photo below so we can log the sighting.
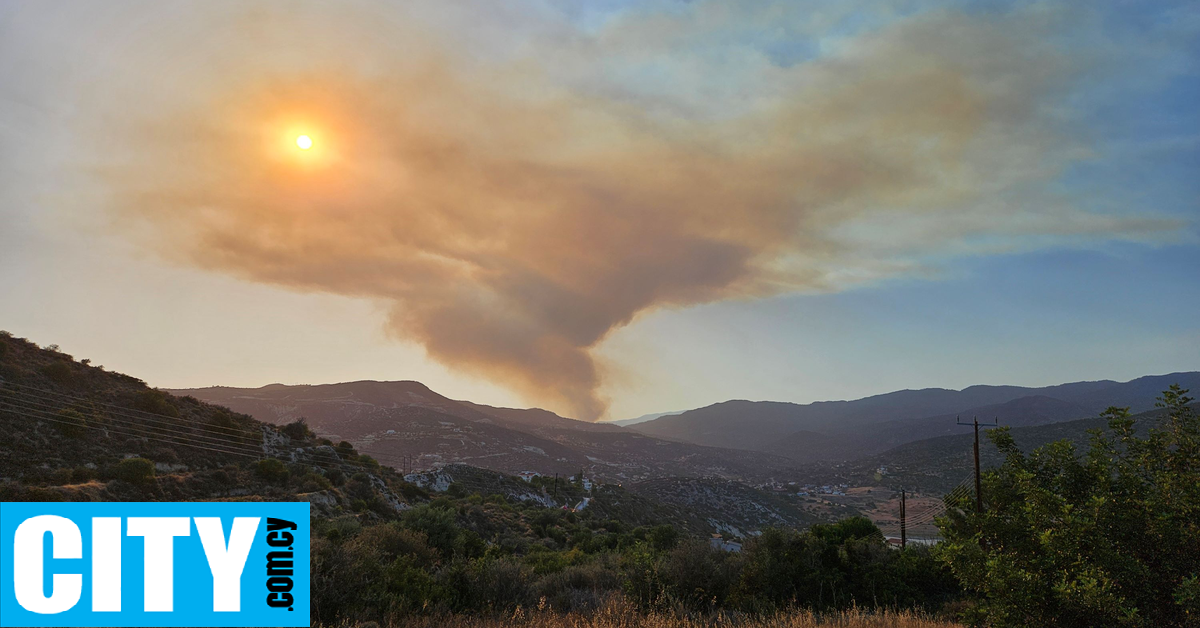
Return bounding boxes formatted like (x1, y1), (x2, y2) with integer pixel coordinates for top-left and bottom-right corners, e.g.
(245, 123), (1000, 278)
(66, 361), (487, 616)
(0, 502), (310, 627)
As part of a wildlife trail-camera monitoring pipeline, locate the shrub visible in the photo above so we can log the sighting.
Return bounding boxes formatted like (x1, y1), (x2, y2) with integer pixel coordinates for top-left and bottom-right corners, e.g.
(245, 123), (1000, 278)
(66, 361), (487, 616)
(207, 410), (244, 439)
(254, 458), (289, 484)
(297, 471), (333, 493)
(40, 362), (73, 385)
(132, 390), (178, 417)
(404, 505), (466, 559)
(324, 468), (346, 487)
(648, 525), (679, 552)
(938, 386), (1200, 627)
(659, 539), (742, 611)
(281, 418), (312, 441)
(70, 466), (94, 483)
(533, 563), (622, 612)
(53, 408), (88, 438)
(397, 480), (429, 501)
(111, 458), (155, 486)
(348, 523), (438, 568)
(50, 468), (73, 485)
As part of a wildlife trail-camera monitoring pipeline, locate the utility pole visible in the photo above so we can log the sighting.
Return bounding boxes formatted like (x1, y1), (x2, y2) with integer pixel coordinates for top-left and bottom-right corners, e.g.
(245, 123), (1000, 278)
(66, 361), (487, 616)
(956, 416), (999, 513)
(553, 473), (558, 500)
(900, 488), (906, 549)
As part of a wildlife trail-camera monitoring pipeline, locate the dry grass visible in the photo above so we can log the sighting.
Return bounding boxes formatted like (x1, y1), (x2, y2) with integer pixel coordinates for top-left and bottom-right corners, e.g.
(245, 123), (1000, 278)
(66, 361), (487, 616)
(330, 600), (961, 628)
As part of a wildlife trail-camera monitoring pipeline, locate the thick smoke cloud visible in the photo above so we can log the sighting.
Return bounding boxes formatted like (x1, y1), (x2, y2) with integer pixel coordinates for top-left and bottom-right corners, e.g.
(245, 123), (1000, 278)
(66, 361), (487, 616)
(91, 2), (1170, 418)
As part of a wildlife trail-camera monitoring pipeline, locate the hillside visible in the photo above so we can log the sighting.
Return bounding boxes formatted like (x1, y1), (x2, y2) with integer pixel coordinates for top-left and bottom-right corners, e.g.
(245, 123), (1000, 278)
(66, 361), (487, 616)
(826, 404), (1183, 495)
(0, 331), (409, 510)
(628, 476), (839, 538)
(633, 373), (1200, 463)
(1, 331), (831, 538)
(172, 381), (808, 483)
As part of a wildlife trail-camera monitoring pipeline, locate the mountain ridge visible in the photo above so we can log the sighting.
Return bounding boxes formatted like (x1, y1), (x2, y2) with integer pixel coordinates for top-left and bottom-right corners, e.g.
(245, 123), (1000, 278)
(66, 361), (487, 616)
(631, 372), (1200, 463)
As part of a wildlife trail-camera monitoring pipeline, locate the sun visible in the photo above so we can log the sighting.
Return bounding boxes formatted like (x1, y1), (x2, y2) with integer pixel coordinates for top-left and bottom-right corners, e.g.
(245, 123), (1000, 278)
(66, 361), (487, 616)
(295, 135), (313, 150)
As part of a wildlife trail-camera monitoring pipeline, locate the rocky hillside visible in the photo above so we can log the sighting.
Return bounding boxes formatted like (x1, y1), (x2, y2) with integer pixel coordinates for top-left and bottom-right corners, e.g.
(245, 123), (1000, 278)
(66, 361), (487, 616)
(0, 331), (410, 513)
(628, 476), (843, 538)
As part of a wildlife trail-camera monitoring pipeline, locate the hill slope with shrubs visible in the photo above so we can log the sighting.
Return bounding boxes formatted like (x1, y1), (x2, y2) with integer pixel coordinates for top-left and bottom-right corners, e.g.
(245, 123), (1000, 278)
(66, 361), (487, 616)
(0, 331), (963, 624)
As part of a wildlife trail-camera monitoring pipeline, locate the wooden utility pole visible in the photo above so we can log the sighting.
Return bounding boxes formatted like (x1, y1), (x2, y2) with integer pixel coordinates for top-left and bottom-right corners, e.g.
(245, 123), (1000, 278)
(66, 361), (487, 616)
(957, 416), (999, 513)
(900, 488), (907, 549)
(553, 473), (558, 499)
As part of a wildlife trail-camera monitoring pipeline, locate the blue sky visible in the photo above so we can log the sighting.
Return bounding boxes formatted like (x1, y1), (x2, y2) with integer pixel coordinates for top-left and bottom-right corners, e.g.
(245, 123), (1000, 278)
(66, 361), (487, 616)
(0, 0), (1196, 419)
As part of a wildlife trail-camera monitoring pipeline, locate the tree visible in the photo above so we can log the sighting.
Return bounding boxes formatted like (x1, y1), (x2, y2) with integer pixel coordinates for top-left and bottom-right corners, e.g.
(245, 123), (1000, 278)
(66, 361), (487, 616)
(254, 457), (290, 483)
(281, 418), (312, 441)
(112, 457), (155, 486)
(53, 408), (88, 437)
(938, 386), (1200, 627)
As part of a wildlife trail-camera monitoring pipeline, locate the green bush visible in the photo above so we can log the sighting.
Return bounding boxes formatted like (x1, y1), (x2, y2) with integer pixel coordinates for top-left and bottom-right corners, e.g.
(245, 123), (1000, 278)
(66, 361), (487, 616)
(112, 458), (155, 486)
(280, 418), (312, 441)
(532, 562), (621, 612)
(254, 458), (289, 483)
(938, 386), (1200, 627)
(648, 525), (679, 552)
(296, 471), (332, 493)
(70, 466), (94, 483)
(53, 408), (88, 437)
(40, 362), (73, 385)
(132, 390), (178, 417)
(324, 468), (346, 487)
(207, 410), (245, 440)
(659, 539), (743, 611)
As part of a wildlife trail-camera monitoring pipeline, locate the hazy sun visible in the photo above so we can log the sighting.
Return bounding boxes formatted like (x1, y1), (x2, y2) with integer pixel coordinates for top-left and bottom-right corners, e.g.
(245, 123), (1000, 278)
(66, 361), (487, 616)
(295, 135), (313, 150)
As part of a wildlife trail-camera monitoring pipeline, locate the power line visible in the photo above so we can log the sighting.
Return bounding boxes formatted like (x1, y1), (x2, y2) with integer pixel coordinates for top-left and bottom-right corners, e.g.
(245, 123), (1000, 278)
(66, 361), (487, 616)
(0, 383), (421, 475)
(1, 381), (251, 437)
(0, 383), (573, 509)
(0, 396), (378, 477)
(0, 391), (266, 454)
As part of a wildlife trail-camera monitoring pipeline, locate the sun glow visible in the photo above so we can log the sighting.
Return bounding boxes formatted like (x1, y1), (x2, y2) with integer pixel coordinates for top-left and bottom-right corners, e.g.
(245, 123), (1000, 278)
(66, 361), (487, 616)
(295, 134), (313, 150)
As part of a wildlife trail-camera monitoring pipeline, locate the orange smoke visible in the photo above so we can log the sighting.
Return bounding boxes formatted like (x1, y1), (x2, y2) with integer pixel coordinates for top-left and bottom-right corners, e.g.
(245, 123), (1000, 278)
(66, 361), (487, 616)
(91, 7), (1165, 419)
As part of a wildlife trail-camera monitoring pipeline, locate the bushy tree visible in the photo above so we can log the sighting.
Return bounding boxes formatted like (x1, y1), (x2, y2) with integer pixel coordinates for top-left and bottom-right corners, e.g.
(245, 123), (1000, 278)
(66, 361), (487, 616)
(733, 517), (955, 613)
(111, 457), (155, 485)
(53, 408), (88, 437)
(132, 390), (178, 417)
(254, 457), (289, 483)
(938, 386), (1200, 627)
(658, 539), (743, 610)
(280, 418), (312, 441)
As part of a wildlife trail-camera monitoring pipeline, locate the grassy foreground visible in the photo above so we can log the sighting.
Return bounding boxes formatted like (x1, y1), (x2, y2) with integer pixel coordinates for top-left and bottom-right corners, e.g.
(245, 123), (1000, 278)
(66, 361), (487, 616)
(325, 602), (960, 628)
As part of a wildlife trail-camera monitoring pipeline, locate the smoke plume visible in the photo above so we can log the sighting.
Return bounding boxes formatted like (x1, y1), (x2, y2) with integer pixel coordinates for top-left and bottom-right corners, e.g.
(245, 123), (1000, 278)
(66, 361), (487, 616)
(90, 3), (1168, 418)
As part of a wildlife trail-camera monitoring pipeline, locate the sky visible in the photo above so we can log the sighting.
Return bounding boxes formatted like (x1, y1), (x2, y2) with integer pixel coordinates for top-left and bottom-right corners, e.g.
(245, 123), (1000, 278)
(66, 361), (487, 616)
(0, 0), (1197, 421)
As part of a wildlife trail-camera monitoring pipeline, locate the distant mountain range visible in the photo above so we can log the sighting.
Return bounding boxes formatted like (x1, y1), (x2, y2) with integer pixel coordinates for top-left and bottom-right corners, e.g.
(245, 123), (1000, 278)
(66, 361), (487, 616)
(2, 333), (834, 537)
(167, 380), (805, 483)
(7, 330), (1196, 534)
(629, 372), (1200, 463)
(172, 372), (1200, 483)
(607, 411), (684, 427)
